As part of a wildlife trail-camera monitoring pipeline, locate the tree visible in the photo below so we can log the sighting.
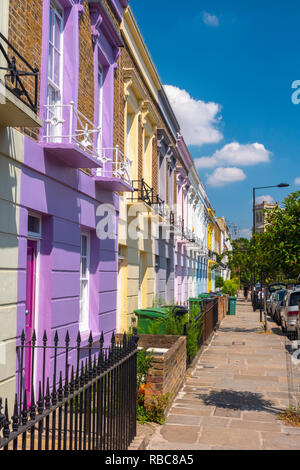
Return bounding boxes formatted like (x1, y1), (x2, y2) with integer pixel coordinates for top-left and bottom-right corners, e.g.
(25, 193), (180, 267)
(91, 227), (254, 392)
(262, 191), (300, 279)
(225, 237), (253, 285)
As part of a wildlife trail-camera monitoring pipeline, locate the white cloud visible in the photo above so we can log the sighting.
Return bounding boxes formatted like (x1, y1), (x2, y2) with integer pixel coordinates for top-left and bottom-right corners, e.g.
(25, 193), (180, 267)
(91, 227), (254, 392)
(203, 12), (220, 27)
(164, 85), (223, 147)
(206, 167), (246, 187)
(255, 195), (274, 205)
(295, 177), (300, 185)
(195, 142), (272, 169)
(238, 228), (252, 239)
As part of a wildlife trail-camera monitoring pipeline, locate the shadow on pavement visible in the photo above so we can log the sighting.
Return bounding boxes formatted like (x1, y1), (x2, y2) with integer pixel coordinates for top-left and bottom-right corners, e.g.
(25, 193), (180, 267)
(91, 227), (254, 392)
(197, 389), (281, 413)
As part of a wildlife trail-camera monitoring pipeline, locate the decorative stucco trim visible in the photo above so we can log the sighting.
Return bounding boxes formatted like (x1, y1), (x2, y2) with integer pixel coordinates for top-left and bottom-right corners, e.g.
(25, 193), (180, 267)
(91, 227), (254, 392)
(123, 68), (147, 102)
(121, 7), (161, 102)
(141, 100), (159, 128)
(89, 2), (124, 51)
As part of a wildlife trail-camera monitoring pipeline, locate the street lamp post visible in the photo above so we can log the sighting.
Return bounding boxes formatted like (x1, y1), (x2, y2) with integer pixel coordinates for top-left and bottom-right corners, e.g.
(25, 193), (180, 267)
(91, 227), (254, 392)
(252, 183), (290, 321)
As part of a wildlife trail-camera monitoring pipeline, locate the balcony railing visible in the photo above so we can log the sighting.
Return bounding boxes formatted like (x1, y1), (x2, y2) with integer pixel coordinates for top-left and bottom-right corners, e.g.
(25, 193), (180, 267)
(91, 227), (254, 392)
(0, 32), (39, 114)
(130, 179), (154, 206)
(97, 147), (133, 187)
(42, 102), (102, 164)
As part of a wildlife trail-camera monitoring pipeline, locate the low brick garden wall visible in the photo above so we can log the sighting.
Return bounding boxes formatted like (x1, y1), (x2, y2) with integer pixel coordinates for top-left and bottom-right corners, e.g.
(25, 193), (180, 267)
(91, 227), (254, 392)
(217, 295), (229, 323)
(138, 335), (186, 404)
(116, 333), (187, 406)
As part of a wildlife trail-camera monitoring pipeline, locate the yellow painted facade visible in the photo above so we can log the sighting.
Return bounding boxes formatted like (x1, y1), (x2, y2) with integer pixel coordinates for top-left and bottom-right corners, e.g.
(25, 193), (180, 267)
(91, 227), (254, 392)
(117, 9), (160, 332)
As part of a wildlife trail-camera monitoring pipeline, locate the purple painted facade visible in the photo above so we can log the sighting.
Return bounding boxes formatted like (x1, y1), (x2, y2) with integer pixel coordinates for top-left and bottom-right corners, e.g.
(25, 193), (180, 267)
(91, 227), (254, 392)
(16, 0), (128, 393)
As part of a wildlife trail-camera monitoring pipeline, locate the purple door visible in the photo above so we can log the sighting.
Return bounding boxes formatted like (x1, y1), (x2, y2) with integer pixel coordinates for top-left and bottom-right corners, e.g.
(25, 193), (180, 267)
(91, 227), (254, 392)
(25, 240), (37, 399)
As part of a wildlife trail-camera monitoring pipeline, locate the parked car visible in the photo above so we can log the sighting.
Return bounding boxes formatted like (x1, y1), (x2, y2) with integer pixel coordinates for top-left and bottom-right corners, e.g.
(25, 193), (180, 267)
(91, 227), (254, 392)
(280, 289), (300, 339)
(267, 292), (276, 315)
(270, 289), (287, 325)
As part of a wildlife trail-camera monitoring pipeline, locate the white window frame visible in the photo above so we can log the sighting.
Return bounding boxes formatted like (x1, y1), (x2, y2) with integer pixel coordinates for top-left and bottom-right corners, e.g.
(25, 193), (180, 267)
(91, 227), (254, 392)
(80, 231), (90, 332)
(97, 65), (103, 154)
(47, 1), (64, 140)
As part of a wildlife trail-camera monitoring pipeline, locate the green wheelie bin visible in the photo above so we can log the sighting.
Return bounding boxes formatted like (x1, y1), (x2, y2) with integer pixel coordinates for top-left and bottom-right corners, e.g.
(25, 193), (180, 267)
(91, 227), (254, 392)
(134, 308), (168, 334)
(228, 296), (237, 315)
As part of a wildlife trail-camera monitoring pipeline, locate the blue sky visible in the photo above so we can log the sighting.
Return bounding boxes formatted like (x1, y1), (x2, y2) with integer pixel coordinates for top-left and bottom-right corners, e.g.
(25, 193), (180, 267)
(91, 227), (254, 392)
(129, 0), (300, 237)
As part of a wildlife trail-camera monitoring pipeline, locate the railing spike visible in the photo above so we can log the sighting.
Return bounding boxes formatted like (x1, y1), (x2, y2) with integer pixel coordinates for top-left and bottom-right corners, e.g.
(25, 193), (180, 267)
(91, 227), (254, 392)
(21, 329), (26, 345)
(58, 371), (63, 402)
(21, 390), (28, 426)
(3, 399), (10, 439)
(12, 394), (19, 432)
(88, 330), (93, 345)
(70, 366), (75, 394)
(0, 398), (4, 432)
(52, 370), (57, 406)
(32, 330), (37, 345)
(85, 359), (89, 384)
(100, 331), (104, 348)
(111, 331), (115, 347)
(43, 330), (47, 345)
(80, 360), (85, 388)
(45, 378), (51, 409)
(54, 330), (59, 345)
(37, 382), (43, 415)
(77, 331), (81, 346)
(65, 330), (70, 346)
(30, 387), (36, 421)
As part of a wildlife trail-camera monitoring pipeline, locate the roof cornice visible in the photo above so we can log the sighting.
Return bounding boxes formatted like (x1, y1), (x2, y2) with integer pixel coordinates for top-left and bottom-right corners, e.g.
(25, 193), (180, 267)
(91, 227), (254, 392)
(121, 7), (161, 101)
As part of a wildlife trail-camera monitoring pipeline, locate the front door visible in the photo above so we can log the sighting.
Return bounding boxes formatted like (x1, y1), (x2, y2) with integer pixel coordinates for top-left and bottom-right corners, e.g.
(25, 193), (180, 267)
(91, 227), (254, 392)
(25, 240), (37, 400)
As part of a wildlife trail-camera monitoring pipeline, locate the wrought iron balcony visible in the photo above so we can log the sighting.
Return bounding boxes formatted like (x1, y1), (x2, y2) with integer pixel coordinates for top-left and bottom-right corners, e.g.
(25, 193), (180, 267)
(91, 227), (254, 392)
(0, 33), (41, 127)
(41, 102), (102, 169)
(152, 195), (166, 217)
(170, 210), (175, 226)
(129, 179), (155, 206)
(95, 146), (134, 192)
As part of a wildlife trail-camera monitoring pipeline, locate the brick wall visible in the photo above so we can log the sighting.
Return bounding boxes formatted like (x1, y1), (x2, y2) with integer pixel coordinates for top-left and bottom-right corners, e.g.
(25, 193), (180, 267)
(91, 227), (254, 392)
(152, 135), (158, 198)
(113, 46), (176, 200)
(138, 334), (186, 403)
(138, 114), (143, 181)
(8, 0), (42, 140)
(78, 0), (94, 125)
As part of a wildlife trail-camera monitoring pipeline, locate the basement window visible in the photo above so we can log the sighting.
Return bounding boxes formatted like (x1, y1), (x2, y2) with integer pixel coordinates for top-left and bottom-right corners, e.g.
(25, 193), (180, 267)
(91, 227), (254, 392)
(28, 215), (42, 239)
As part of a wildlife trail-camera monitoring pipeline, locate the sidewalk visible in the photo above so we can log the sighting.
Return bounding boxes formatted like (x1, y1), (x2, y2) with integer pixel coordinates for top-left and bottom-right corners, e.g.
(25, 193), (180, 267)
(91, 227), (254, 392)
(148, 300), (300, 450)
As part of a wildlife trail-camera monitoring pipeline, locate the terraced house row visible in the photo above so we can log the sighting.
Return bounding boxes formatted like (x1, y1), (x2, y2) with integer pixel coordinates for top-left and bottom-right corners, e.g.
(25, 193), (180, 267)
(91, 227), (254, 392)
(0, 0), (232, 406)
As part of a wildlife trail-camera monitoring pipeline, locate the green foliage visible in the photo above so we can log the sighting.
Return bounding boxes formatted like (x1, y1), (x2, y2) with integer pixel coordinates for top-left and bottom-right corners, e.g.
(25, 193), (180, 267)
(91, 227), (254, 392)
(152, 296), (166, 307)
(261, 191), (300, 279)
(137, 348), (153, 390)
(142, 304), (203, 365)
(185, 304), (204, 364)
(221, 279), (239, 296)
(136, 349), (171, 424)
(137, 392), (172, 425)
(215, 276), (225, 289)
(225, 191), (300, 284)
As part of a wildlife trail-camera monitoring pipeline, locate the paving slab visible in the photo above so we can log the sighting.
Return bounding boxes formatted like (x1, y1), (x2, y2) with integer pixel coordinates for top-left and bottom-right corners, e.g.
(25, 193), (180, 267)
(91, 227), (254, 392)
(147, 301), (299, 451)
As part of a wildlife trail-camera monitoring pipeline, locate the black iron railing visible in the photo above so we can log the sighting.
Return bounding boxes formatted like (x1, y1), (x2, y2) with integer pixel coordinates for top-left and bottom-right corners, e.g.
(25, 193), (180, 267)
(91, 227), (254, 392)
(130, 179), (154, 206)
(129, 180), (166, 217)
(0, 330), (138, 451)
(0, 32), (39, 113)
(170, 211), (175, 226)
